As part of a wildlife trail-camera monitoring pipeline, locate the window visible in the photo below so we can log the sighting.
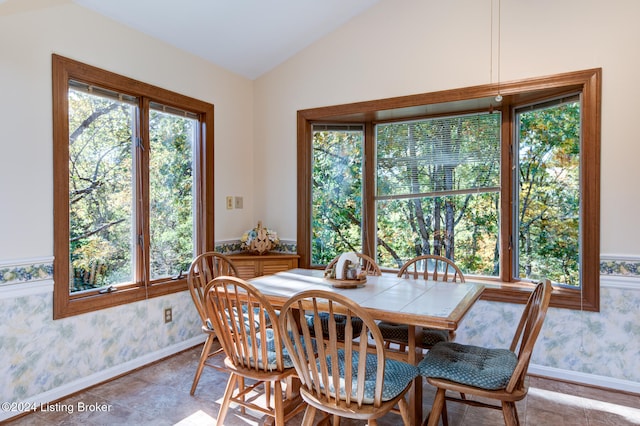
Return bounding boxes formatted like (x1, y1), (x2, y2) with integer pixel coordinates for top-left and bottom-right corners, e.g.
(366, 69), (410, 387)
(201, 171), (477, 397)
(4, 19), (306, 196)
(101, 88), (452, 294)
(311, 125), (364, 264)
(514, 96), (581, 286)
(375, 113), (501, 273)
(298, 69), (601, 311)
(53, 55), (214, 318)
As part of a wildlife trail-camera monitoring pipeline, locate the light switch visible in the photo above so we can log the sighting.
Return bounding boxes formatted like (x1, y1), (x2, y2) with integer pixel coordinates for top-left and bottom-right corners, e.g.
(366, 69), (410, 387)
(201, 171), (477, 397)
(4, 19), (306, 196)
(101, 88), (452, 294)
(234, 196), (243, 209)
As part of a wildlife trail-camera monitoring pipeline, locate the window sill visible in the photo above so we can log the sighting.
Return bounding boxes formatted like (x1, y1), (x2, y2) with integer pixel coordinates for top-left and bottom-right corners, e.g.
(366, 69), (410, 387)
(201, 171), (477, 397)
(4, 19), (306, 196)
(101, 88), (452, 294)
(470, 277), (598, 312)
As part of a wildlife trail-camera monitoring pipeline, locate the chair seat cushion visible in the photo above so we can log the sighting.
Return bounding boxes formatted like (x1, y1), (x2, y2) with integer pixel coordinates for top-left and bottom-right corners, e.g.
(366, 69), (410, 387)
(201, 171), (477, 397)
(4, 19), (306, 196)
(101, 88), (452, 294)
(222, 306), (264, 331)
(418, 342), (518, 390)
(318, 349), (419, 403)
(245, 329), (318, 371)
(245, 328), (296, 370)
(377, 322), (449, 348)
(306, 312), (364, 341)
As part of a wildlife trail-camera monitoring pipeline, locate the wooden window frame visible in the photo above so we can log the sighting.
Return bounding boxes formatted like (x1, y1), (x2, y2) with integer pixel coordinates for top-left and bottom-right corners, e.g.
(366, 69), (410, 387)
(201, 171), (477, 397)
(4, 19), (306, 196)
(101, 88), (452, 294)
(297, 68), (601, 311)
(52, 54), (215, 319)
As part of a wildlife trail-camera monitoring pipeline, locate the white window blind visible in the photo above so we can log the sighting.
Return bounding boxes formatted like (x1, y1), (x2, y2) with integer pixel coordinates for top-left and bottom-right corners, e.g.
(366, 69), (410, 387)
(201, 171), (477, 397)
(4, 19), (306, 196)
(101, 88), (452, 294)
(69, 79), (138, 105)
(376, 112), (501, 199)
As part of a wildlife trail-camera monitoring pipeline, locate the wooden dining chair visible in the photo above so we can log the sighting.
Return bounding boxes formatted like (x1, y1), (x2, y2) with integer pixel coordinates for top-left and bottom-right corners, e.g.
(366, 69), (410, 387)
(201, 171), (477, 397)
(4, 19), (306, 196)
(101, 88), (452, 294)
(205, 276), (301, 426)
(186, 251), (238, 395)
(310, 253), (382, 342)
(280, 290), (419, 426)
(420, 279), (553, 426)
(378, 254), (465, 351)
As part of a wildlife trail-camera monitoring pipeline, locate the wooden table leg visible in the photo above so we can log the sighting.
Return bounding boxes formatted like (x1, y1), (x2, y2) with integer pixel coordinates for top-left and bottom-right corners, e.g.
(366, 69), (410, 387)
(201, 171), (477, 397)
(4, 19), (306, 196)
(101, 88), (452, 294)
(407, 326), (424, 425)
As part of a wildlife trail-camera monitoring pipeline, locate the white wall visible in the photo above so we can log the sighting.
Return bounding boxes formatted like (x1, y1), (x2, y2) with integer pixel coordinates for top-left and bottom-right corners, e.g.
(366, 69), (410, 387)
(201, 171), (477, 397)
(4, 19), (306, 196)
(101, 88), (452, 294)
(0, 2), (255, 256)
(253, 0), (640, 254)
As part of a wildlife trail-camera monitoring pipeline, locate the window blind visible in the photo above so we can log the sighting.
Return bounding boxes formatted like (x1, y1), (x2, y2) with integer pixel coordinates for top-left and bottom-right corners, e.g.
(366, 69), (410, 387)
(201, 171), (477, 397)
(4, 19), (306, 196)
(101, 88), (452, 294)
(69, 80), (199, 120)
(376, 112), (501, 199)
(69, 79), (138, 105)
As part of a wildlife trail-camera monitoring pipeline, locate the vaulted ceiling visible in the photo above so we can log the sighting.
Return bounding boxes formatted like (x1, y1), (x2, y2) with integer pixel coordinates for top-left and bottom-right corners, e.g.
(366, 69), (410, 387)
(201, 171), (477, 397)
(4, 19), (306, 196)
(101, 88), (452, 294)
(70, 0), (382, 79)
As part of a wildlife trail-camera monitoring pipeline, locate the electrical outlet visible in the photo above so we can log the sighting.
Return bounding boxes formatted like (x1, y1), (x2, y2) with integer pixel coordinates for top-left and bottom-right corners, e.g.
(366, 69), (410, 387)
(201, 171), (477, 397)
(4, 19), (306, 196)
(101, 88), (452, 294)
(164, 307), (172, 323)
(234, 196), (243, 209)
(226, 196), (233, 210)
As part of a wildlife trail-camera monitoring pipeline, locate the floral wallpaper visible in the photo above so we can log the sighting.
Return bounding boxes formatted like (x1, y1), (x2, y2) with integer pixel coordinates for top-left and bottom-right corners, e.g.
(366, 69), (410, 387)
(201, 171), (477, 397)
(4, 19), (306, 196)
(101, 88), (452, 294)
(0, 281), (200, 407)
(0, 262), (53, 285)
(0, 254), (638, 415)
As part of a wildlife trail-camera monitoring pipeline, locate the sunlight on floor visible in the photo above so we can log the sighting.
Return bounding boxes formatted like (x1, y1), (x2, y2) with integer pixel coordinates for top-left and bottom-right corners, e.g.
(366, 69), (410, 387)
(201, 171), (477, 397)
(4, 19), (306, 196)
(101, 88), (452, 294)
(528, 387), (640, 423)
(174, 409), (265, 426)
(173, 410), (217, 425)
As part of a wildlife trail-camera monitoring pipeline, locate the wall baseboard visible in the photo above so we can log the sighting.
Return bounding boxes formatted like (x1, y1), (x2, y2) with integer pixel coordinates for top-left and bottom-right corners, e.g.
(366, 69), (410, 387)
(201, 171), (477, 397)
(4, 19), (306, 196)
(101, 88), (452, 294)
(0, 335), (205, 422)
(529, 363), (640, 395)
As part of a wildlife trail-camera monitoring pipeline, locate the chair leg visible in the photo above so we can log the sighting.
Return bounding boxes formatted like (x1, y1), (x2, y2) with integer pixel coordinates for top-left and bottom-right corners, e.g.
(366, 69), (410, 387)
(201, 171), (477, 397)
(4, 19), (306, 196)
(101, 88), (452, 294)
(239, 377), (246, 415)
(441, 400), (449, 426)
(512, 402), (521, 426)
(265, 379), (272, 410)
(301, 405), (317, 426)
(216, 373), (238, 426)
(273, 380), (284, 426)
(501, 401), (519, 426)
(285, 376), (293, 400)
(397, 396), (411, 425)
(190, 334), (215, 395)
(427, 388), (446, 426)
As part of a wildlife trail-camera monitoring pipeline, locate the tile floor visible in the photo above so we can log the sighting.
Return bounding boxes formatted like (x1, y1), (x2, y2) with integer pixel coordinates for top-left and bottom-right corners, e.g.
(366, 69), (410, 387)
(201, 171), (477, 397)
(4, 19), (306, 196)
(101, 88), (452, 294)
(6, 344), (640, 425)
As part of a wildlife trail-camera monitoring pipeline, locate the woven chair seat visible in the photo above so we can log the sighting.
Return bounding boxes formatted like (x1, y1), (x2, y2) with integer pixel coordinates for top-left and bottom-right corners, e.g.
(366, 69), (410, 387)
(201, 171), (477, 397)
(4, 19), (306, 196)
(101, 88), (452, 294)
(317, 349), (419, 403)
(306, 312), (364, 341)
(378, 322), (449, 348)
(418, 342), (518, 390)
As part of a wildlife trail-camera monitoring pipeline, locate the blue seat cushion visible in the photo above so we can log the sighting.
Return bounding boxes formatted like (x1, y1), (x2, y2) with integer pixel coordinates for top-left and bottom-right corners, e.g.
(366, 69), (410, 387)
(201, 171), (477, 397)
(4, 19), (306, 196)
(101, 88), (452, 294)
(243, 329), (318, 371)
(318, 349), (419, 403)
(222, 305), (265, 331)
(306, 312), (364, 341)
(244, 328), (296, 370)
(377, 322), (449, 348)
(418, 342), (518, 390)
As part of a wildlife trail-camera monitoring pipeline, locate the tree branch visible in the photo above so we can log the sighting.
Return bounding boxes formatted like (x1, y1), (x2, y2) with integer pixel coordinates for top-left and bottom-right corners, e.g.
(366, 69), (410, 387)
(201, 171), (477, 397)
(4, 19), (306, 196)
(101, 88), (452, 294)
(70, 219), (125, 243)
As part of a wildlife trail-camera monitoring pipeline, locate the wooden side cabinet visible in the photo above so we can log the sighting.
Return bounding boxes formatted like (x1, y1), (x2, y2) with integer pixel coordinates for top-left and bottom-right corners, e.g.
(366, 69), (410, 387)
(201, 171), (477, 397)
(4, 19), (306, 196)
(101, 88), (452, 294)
(228, 252), (299, 279)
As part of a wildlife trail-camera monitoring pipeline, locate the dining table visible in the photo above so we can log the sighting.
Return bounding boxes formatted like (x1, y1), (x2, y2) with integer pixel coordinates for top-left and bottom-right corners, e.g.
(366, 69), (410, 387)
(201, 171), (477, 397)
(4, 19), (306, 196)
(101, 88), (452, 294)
(248, 267), (485, 425)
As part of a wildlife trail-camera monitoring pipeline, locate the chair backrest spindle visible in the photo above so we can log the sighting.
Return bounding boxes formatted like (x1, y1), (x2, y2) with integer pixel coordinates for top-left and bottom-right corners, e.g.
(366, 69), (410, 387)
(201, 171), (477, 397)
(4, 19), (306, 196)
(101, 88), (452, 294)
(187, 252), (238, 327)
(397, 254), (465, 283)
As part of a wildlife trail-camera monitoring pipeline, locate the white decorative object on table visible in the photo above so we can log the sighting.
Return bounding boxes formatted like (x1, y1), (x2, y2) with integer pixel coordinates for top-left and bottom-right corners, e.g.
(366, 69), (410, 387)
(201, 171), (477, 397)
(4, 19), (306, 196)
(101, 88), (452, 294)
(334, 251), (360, 279)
